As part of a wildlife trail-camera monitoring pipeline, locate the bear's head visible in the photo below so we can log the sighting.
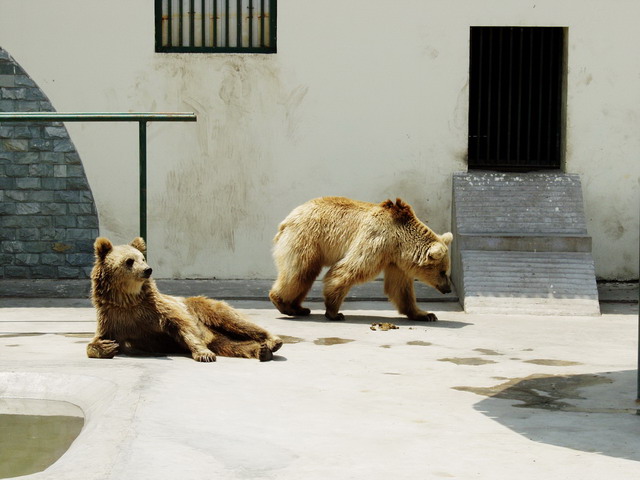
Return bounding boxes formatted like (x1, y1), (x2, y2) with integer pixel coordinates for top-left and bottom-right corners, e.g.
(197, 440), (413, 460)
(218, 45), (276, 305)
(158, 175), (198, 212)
(407, 232), (454, 295)
(383, 198), (454, 294)
(92, 237), (153, 296)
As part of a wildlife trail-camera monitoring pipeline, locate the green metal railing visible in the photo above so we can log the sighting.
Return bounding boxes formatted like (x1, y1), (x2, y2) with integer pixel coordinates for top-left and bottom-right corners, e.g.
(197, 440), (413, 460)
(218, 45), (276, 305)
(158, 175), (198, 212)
(0, 112), (197, 249)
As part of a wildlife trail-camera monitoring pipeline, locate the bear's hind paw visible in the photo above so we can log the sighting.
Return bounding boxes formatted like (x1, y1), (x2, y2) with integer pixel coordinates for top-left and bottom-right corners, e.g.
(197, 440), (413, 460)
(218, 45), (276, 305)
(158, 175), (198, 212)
(410, 311), (438, 322)
(259, 344), (274, 362)
(193, 350), (217, 362)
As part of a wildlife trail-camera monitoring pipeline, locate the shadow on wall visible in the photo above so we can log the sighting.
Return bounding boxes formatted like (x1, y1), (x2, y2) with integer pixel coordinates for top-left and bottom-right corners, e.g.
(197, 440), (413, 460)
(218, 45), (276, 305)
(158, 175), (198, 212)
(455, 370), (640, 461)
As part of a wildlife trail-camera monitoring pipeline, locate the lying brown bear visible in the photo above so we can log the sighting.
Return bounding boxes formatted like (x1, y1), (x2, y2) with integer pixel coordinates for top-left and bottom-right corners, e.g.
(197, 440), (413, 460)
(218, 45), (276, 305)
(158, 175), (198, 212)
(87, 237), (282, 362)
(269, 197), (453, 321)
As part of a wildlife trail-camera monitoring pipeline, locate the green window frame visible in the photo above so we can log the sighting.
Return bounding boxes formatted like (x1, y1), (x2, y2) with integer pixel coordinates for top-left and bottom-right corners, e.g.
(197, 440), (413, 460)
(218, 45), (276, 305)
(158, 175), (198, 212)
(155, 0), (277, 53)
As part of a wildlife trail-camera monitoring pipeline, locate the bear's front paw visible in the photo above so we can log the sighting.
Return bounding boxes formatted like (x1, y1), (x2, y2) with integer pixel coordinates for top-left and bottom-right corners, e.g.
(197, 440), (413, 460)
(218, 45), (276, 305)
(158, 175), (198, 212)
(193, 350), (217, 362)
(267, 336), (283, 353)
(292, 306), (311, 316)
(325, 311), (345, 321)
(87, 339), (119, 359)
(410, 311), (438, 322)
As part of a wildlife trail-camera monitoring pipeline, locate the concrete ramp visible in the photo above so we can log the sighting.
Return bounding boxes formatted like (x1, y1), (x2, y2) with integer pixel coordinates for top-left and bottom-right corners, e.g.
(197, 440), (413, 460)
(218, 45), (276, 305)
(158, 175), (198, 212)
(451, 172), (600, 315)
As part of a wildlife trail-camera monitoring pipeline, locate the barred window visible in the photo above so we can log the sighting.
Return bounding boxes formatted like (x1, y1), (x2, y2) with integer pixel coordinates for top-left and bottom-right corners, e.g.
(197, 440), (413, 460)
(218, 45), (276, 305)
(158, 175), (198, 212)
(155, 0), (276, 53)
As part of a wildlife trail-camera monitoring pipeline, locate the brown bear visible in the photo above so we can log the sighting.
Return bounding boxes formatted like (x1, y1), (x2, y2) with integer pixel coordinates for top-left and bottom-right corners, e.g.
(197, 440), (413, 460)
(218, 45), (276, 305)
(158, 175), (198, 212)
(87, 237), (282, 362)
(269, 197), (453, 321)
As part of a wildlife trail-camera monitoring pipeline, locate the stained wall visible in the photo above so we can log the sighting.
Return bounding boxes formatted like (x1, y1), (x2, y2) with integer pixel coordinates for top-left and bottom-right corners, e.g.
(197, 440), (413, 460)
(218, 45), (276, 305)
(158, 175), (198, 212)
(0, 0), (637, 279)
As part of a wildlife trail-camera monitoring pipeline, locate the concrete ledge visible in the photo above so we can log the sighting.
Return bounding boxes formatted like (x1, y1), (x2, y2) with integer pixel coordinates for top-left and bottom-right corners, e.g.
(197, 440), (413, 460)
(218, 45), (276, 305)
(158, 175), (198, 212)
(456, 233), (592, 252)
(463, 296), (602, 316)
(1, 279), (635, 305)
(0, 278), (459, 303)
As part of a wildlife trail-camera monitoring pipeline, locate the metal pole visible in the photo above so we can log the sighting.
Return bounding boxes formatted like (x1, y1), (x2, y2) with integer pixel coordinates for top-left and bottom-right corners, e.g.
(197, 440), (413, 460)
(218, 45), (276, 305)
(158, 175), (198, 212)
(139, 121), (148, 245)
(0, 112), (197, 257)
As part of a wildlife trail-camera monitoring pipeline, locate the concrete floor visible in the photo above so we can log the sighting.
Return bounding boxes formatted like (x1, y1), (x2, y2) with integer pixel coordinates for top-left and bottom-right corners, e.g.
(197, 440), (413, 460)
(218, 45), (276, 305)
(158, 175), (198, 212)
(0, 295), (638, 480)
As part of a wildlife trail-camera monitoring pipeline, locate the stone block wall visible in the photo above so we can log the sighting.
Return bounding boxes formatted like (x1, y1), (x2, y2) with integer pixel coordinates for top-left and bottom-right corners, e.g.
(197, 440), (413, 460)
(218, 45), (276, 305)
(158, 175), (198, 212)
(0, 48), (99, 279)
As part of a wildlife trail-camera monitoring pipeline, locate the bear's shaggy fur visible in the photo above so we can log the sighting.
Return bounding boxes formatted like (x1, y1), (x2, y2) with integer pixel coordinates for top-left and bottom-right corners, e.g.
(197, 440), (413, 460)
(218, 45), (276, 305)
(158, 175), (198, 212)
(269, 197), (453, 321)
(87, 237), (282, 362)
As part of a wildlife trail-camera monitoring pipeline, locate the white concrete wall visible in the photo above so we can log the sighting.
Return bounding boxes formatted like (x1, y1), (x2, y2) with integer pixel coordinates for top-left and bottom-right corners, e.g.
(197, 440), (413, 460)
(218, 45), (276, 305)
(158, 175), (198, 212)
(1, 0), (638, 279)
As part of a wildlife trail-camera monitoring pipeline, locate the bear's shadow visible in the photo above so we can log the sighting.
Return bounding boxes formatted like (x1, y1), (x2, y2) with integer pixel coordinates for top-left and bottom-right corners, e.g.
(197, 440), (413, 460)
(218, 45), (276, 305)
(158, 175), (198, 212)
(276, 313), (472, 329)
(117, 352), (288, 362)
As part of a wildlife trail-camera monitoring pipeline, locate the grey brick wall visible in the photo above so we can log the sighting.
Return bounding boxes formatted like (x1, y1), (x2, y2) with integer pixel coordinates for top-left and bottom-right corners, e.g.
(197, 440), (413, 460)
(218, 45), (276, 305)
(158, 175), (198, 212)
(0, 48), (99, 279)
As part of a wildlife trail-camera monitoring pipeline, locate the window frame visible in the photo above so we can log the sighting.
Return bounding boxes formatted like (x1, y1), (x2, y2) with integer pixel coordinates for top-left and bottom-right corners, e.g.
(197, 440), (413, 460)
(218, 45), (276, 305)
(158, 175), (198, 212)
(154, 0), (277, 54)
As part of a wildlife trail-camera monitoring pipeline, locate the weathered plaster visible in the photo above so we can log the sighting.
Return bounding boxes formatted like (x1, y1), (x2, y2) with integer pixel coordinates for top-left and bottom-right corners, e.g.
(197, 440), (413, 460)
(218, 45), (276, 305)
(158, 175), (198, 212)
(1, 0), (637, 279)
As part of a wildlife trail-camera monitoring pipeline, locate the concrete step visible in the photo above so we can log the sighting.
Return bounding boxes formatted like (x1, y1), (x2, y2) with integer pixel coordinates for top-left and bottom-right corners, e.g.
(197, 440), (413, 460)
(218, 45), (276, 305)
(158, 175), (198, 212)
(453, 172), (588, 235)
(455, 233), (591, 252)
(451, 172), (600, 315)
(459, 251), (600, 315)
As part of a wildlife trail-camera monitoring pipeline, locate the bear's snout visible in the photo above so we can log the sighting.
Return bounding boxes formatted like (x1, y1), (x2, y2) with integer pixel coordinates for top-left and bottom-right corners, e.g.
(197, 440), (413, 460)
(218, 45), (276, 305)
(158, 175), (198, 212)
(435, 277), (452, 294)
(143, 267), (153, 278)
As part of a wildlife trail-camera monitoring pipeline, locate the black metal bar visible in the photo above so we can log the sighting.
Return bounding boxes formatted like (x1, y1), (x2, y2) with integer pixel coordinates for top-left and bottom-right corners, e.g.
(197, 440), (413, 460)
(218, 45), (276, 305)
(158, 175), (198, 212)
(139, 121), (148, 245)
(515, 28), (524, 166)
(554, 29), (565, 166)
(536, 29), (545, 165)
(225, 0), (230, 46)
(167, 0), (173, 47)
(525, 28), (534, 165)
(476, 29), (483, 165)
(260, 0), (265, 46)
(486, 29), (493, 165)
(495, 28), (504, 165)
(201, 0), (206, 47)
(546, 28), (556, 165)
(0, 112), (197, 122)
(213, 0), (218, 47)
(189, 0), (195, 46)
(155, 0), (163, 50)
(269, 0), (276, 50)
(506, 28), (514, 164)
(237, 0), (242, 48)
(179, 0), (184, 46)
(474, 28), (483, 165)
(249, 0), (253, 47)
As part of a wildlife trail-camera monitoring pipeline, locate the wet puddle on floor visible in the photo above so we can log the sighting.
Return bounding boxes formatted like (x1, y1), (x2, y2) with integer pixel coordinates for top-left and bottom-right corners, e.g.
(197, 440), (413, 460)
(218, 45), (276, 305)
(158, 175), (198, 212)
(0, 333), (45, 339)
(523, 359), (582, 366)
(0, 398), (84, 479)
(277, 335), (305, 344)
(313, 337), (355, 346)
(439, 357), (497, 366)
(454, 373), (638, 413)
(474, 348), (503, 356)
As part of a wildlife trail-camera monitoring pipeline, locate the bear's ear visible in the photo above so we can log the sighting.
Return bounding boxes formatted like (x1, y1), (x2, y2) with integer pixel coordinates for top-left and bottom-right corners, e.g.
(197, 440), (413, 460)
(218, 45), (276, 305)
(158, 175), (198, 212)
(94, 237), (113, 261)
(381, 197), (414, 223)
(427, 242), (447, 260)
(394, 198), (410, 209)
(130, 237), (146, 254)
(441, 232), (453, 246)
